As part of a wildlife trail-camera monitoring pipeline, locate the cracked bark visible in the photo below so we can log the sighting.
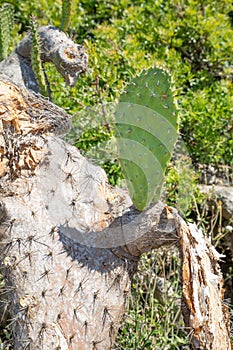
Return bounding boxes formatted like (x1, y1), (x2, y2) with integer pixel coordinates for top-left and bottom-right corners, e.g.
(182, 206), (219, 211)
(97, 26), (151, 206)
(0, 27), (232, 350)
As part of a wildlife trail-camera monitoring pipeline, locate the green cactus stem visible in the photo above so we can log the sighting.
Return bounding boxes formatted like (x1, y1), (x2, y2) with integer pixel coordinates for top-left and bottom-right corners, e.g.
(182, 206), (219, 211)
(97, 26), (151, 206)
(60, 0), (72, 32)
(0, 3), (14, 62)
(115, 67), (178, 211)
(30, 16), (48, 97)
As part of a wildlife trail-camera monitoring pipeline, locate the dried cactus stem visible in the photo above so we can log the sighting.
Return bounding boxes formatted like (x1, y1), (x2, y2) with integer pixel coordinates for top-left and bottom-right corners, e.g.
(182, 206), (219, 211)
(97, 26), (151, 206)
(16, 25), (88, 88)
(30, 17), (48, 97)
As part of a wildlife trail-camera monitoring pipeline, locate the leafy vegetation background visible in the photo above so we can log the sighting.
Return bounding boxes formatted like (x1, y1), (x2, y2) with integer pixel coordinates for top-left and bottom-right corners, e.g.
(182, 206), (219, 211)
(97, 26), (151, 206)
(0, 0), (233, 348)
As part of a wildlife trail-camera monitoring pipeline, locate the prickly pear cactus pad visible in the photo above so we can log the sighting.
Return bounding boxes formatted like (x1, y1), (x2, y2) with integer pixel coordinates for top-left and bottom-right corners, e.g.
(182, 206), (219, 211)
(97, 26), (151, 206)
(115, 67), (178, 210)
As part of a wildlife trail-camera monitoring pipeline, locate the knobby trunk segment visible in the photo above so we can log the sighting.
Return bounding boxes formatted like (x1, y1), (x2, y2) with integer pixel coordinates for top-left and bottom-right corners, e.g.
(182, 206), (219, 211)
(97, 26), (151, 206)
(0, 24), (88, 93)
(16, 25), (88, 88)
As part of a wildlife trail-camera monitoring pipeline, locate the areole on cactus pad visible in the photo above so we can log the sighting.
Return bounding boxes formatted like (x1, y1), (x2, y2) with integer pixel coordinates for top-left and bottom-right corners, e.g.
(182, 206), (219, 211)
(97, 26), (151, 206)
(115, 67), (178, 211)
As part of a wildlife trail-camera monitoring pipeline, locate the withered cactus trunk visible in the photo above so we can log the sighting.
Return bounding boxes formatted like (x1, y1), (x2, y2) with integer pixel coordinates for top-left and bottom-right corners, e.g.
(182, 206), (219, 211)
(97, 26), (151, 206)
(0, 28), (232, 350)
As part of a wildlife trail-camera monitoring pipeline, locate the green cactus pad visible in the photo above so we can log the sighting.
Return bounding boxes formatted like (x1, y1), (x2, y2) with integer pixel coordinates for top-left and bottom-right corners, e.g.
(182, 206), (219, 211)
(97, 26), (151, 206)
(115, 67), (178, 210)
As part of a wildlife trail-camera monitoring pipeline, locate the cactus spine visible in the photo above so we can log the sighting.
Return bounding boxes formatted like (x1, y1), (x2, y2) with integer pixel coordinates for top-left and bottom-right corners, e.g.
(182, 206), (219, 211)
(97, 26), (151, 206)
(0, 3), (14, 61)
(30, 16), (48, 97)
(60, 0), (72, 32)
(115, 67), (178, 210)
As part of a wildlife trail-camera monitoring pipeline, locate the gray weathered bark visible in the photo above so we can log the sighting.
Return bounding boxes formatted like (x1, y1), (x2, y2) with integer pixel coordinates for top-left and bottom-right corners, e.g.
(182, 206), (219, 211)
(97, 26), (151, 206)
(0, 27), (232, 350)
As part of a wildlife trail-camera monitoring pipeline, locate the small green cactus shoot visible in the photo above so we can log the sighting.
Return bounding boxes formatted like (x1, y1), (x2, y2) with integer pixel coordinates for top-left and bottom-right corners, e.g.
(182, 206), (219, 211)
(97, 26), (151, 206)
(60, 0), (72, 32)
(30, 16), (48, 97)
(0, 3), (14, 61)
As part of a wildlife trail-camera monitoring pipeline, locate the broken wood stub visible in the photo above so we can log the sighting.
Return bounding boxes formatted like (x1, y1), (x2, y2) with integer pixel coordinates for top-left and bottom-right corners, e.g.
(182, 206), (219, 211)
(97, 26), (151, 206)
(179, 220), (232, 350)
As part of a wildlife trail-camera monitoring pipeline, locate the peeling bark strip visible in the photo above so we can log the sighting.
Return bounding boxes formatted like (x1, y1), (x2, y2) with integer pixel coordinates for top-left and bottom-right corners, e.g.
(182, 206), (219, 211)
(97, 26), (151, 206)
(179, 222), (232, 350)
(0, 23), (232, 349)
